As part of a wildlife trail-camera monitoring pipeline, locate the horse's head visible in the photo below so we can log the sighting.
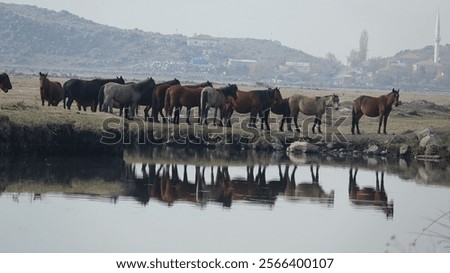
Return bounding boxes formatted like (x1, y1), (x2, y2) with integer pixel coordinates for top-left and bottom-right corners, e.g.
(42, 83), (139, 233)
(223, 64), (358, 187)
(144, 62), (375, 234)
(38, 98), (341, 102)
(206, 81), (213, 87)
(271, 87), (283, 106)
(172, 78), (181, 85)
(116, 76), (125, 84)
(39, 72), (48, 89)
(392, 88), (400, 107)
(0, 73), (12, 93)
(226, 84), (238, 100)
(332, 93), (340, 110)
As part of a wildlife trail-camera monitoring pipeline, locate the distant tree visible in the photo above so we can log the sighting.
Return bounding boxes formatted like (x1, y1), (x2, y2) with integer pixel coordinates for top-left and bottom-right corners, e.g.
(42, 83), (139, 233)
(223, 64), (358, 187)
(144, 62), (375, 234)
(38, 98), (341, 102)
(358, 29), (369, 63)
(347, 29), (369, 68)
(325, 52), (341, 64)
(347, 49), (360, 67)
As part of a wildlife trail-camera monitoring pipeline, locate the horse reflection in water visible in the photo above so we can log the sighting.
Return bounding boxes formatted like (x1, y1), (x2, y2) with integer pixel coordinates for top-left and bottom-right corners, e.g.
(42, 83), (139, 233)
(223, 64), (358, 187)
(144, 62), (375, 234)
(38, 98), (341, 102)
(281, 164), (335, 206)
(129, 163), (336, 208)
(348, 167), (394, 218)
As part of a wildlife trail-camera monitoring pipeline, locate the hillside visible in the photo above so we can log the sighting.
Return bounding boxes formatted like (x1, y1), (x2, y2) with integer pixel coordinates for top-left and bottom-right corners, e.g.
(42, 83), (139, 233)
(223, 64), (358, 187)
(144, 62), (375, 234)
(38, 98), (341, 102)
(0, 2), (325, 83)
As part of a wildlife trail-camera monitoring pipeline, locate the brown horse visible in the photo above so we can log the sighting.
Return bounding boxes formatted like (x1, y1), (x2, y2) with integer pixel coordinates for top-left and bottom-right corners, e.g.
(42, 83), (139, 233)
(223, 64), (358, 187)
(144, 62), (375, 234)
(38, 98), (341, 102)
(227, 87), (282, 130)
(164, 81), (213, 124)
(0, 73), (12, 93)
(39, 72), (64, 106)
(150, 80), (181, 123)
(351, 89), (400, 135)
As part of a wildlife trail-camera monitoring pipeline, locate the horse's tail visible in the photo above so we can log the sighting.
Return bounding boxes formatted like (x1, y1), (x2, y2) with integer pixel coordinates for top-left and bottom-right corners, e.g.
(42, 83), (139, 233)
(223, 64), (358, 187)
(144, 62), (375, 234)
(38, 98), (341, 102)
(200, 89), (208, 123)
(98, 85), (105, 112)
(62, 81), (69, 109)
(164, 88), (171, 117)
(351, 100), (356, 126)
(151, 88), (158, 120)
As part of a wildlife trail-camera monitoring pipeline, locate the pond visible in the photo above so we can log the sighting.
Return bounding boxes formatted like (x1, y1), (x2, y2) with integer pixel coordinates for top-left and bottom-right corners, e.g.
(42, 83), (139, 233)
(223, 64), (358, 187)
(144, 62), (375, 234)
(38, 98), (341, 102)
(0, 147), (449, 253)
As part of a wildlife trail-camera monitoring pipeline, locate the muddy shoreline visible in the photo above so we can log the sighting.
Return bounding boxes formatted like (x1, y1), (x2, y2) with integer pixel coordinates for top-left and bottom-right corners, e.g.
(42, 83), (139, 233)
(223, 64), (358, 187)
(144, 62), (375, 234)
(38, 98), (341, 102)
(1, 113), (449, 162)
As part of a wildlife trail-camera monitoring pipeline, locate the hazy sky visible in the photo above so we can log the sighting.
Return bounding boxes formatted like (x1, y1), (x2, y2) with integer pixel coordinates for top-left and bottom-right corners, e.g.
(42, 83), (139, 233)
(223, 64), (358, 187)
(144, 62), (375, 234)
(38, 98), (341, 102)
(3, 0), (450, 62)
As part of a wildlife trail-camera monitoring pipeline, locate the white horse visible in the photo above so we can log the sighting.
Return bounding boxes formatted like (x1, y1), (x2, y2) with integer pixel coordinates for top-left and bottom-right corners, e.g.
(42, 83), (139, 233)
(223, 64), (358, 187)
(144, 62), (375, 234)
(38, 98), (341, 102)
(288, 94), (340, 133)
(200, 84), (238, 126)
(101, 78), (155, 119)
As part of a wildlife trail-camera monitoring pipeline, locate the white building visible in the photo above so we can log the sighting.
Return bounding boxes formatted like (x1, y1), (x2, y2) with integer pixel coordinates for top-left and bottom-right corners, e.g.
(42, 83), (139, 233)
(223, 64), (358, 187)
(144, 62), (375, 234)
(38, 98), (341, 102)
(187, 34), (219, 48)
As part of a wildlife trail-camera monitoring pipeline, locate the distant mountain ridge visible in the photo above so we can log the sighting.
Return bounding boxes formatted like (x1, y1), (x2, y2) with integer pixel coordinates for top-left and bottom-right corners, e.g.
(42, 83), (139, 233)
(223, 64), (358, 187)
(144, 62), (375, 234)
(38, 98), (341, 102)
(1, 2), (449, 90)
(0, 2), (320, 81)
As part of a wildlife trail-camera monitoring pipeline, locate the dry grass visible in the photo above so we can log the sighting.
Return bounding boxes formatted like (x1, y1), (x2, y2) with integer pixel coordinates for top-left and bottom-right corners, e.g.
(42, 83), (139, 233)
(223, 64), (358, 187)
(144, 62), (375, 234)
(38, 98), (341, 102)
(1, 75), (450, 139)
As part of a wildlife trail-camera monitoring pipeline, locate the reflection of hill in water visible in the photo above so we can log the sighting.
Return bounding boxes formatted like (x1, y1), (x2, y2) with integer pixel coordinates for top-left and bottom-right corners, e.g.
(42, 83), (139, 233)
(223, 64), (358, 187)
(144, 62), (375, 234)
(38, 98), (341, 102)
(1, 147), (449, 208)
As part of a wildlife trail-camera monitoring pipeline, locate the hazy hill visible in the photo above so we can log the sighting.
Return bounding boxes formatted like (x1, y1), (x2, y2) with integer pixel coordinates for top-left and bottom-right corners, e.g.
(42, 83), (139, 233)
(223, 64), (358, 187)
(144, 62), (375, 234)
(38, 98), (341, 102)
(0, 2), (321, 81)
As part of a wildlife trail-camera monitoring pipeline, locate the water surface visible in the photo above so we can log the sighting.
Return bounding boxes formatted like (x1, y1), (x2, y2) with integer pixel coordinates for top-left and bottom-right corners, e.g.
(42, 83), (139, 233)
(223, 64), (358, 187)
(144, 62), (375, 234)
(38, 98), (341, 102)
(1, 148), (449, 253)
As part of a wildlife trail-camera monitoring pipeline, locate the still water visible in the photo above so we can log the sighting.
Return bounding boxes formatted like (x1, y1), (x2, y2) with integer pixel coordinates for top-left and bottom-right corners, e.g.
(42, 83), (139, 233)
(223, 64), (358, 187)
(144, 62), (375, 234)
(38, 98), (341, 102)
(1, 147), (449, 253)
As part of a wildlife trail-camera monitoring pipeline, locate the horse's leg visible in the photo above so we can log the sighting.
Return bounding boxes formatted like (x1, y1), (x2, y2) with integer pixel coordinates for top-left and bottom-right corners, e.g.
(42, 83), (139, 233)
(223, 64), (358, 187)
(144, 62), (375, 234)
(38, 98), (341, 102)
(249, 110), (257, 128)
(293, 111), (300, 132)
(226, 109), (233, 127)
(258, 111), (264, 130)
(167, 104), (174, 123)
(314, 114), (323, 134)
(186, 107), (192, 125)
(213, 107), (219, 126)
(264, 110), (270, 131)
(175, 106), (181, 124)
(383, 114), (389, 134)
(144, 105), (150, 121)
(279, 116), (285, 132)
(287, 116), (293, 132)
(317, 117), (323, 134)
(159, 109), (166, 123)
(352, 110), (363, 135)
(377, 113), (384, 134)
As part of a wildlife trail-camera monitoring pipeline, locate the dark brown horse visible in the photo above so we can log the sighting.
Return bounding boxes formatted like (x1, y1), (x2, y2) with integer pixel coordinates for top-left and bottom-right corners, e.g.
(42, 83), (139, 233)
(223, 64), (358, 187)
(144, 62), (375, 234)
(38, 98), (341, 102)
(39, 72), (64, 107)
(64, 76), (125, 111)
(0, 73), (12, 93)
(136, 78), (179, 121)
(271, 98), (292, 132)
(227, 87), (282, 130)
(351, 89), (400, 135)
(149, 80), (181, 122)
(164, 81), (213, 124)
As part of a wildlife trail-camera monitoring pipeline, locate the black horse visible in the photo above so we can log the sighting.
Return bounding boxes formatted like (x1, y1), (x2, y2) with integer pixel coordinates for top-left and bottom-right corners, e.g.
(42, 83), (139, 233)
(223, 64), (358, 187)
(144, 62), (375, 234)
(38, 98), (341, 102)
(140, 78), (179, 121)
(64, 76), (125, 111)
(0, 73), (12, 93)
(271, 98), (292, 132)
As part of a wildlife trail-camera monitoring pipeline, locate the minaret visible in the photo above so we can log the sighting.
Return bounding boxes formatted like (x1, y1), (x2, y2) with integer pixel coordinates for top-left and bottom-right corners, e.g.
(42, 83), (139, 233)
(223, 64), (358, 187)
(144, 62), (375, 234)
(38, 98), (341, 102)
(434, 9), (441, 63)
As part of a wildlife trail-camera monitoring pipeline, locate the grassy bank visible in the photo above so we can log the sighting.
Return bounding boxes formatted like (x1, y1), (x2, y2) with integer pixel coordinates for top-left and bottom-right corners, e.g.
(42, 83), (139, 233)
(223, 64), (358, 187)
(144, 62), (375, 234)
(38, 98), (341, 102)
(1, 75), (450, 159)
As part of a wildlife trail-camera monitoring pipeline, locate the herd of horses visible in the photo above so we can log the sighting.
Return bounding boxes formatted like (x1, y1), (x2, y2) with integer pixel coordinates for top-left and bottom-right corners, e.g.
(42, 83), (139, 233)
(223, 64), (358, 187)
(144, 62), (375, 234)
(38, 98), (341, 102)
(1, 72), (401, 134)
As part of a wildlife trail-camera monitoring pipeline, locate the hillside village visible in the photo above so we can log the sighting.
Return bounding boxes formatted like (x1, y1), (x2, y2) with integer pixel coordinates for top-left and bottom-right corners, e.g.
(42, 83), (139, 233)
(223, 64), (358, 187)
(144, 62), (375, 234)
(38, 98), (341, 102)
(0, 2), (449, 91)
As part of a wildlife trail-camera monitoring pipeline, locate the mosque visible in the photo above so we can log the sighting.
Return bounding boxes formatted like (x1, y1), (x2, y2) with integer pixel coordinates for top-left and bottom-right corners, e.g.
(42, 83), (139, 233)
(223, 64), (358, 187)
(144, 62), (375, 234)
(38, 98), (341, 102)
(434, 10), (441, 63)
